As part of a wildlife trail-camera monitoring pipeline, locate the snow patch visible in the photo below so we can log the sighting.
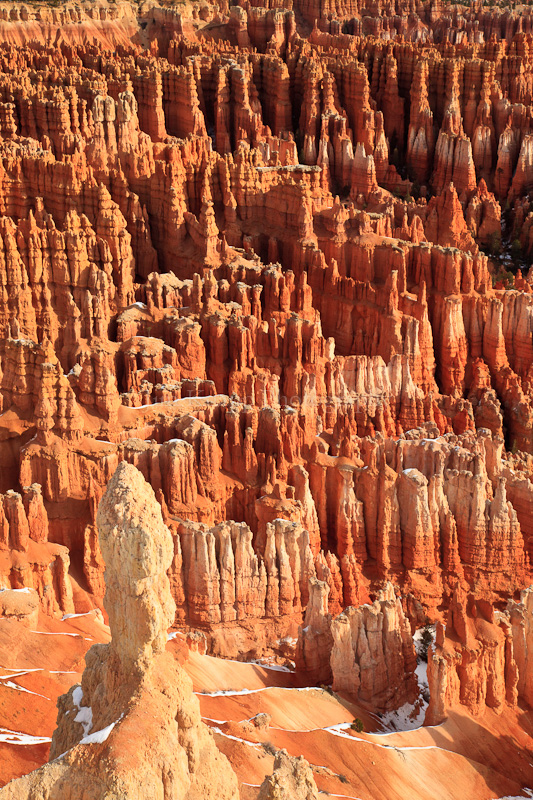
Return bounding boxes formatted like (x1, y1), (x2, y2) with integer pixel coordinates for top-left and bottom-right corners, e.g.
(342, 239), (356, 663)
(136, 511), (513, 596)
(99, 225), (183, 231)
(80, 716), (122, 746)
(373, 625), (435, 733)
(196, 685), (319, 698)
(0, 668), (42, 679)
(0, 726), (51, 746)
(2, 680), (49, 701)
(200, 652), (293, 673)
(72, 686), (93, 737)
(374, 701), (426, 733)
(72, 686), (83, 707)
(248, 660), (294, 673)
(74, 705), (93, 736)
(209, 726), (261, 748)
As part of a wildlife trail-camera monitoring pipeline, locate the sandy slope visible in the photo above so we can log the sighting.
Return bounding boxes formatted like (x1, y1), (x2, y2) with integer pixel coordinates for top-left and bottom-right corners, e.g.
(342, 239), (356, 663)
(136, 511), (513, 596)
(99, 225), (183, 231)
(0, 616), (532, 800)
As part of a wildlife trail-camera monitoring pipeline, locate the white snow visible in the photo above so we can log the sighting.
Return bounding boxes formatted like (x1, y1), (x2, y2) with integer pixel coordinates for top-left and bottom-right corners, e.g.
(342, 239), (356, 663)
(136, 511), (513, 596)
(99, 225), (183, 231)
(2, 680), (49, 701)
(29, 630), (82, 637)
(72, 686), (93, 737)
(196, 687), (270, 697)
(49, 670), (78, 675)
(71, 687), (123, 745)
(248, 660), (294, 673)
(72, 686), (83, 707)
(495, 792), (533, 800)
(326, 795), (364, 800)
(372, 626), (435, 733)
(0, 668), (42, 679)
(413, 624), (436, 653)
(80, 719), (118, 745)
(209, 726), (261, 747)
(196, 685), (318, 698)
(0, 726), (51, 746)
(416, 661), (428, 693)
(198, 653), (293, 673)
(74, 705), (93, 736)
(374, 701), (426, 733)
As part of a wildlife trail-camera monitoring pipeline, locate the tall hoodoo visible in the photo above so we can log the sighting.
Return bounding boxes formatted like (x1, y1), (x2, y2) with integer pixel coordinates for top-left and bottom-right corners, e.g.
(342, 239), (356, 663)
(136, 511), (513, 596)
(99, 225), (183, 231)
(1, 463), (239, 800)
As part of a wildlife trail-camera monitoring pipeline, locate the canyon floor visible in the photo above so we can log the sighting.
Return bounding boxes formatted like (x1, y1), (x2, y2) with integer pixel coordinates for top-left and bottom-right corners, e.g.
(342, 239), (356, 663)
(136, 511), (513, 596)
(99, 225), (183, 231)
(0, 609), (532, 799)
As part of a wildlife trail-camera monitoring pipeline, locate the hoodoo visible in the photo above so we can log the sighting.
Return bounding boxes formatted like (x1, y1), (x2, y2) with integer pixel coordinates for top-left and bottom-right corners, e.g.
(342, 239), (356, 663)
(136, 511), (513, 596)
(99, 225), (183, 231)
(1, 463), (240, 799)
(0, 0), (533, 797)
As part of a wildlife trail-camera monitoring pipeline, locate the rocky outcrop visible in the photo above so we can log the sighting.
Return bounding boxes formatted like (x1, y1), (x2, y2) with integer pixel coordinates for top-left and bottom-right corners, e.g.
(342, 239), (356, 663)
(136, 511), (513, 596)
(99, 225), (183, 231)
(426, 584), (533, 725)
(258, 750), (319, 800)
(295, 578), (333, 684)
(330, 582), (418, 711)
(0, 485), (73, 617)
(0, 462), (239, 800)
(295, 581), (418, 712)
(0, 587), (39, 627)
(509, 586), (533, 708)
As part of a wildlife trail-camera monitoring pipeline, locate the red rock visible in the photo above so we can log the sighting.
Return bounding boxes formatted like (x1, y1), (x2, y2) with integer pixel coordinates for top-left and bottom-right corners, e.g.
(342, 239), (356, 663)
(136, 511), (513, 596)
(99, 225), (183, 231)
(0, 10), (533, 783)
(425, 584), (533, 724)
(330, 582), (418, 711)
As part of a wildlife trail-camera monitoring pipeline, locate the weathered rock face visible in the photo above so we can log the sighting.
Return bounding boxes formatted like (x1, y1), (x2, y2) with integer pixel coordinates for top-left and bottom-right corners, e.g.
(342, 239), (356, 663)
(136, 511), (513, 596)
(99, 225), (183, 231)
(0, 462), (239, 800)
(295, 580), (418, 712)
(426, 584), (533, 725)
(295, 578), (333, 684)
(258, 750), (319, 800)
(329, 582), (418, 711)
(509, 586), (533, 709)
(0, 485), (74, 617)
(0, 587), (39, 628)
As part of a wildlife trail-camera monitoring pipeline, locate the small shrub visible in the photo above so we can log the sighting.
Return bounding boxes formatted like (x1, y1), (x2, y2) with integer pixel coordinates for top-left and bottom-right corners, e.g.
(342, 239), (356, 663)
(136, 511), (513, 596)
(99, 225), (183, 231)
(488, 231), (502, 256)
(338, 773), (349, 784)
(418, 624), (434, 663)
(491, 266), (515, 288)
(262, 741), (277, 756)
(351, 717), (364, 733)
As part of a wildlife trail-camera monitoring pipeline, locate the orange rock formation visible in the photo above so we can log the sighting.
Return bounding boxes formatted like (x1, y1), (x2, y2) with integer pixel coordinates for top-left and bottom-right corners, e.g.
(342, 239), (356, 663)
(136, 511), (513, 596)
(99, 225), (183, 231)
(0, 0), (533, 791)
